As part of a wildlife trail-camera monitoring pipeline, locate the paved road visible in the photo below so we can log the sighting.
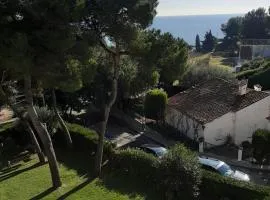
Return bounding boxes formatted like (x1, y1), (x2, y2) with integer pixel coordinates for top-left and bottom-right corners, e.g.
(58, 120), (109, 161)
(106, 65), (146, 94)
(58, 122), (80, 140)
(107, 120), (269, 186)
(233, 166), (270, 185)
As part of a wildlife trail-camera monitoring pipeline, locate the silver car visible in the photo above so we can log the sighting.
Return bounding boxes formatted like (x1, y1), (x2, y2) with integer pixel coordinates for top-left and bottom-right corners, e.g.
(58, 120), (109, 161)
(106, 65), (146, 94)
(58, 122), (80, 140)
(140, 144), (168, 158)
(199, 156), (250, 182)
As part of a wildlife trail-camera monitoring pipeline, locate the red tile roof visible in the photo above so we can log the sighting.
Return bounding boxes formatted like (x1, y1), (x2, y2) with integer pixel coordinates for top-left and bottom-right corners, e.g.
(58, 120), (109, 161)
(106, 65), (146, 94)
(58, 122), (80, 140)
(168, 78), (269, 124)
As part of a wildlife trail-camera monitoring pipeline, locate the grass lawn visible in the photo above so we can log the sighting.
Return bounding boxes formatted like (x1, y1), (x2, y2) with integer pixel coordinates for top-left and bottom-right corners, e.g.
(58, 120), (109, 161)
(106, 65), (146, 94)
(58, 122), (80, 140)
(0, 149), (153, 200)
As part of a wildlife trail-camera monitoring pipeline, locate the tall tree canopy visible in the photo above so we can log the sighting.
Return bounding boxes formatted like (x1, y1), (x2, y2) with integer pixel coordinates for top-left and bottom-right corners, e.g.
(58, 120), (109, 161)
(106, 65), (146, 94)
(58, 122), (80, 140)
(202, 30), (216, 52)
(142, 29), (188, 85)
(242, 8), (269, 39)
(195, 34), (201, 52)
(82, 0), (158, 175)
(0, 0), (88, 188)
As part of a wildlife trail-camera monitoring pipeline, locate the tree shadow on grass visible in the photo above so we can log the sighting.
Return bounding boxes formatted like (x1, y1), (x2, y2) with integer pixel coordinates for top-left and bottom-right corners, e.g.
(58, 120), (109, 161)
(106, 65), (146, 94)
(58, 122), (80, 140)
(29, 187), (56, 200)
(100, 173), (160, 200)
(0, 162), (45, 182)
(0, 163), (22, 174)
(56, 178), (94, 200)
(55, 148), (95, 178)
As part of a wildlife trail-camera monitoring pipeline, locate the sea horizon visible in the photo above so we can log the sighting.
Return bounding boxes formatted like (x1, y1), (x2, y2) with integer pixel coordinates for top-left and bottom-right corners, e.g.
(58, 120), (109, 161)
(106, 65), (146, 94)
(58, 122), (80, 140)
(152, 13), (244, 45)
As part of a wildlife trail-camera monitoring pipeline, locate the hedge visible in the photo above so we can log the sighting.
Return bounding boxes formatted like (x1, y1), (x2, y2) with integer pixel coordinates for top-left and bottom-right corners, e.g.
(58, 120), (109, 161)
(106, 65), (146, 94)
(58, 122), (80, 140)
(110, 148), (158, 185)
(54, 123), (115, 155)
(109, 145), (270, 200)
(144, 89), (168, 121)
(201, 170), (270, 200)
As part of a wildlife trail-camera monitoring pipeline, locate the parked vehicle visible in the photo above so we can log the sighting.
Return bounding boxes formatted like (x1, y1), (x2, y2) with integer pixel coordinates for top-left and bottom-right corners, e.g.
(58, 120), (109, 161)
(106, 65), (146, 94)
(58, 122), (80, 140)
(199, 156), (250, 182)
(140, 144), (168, 158)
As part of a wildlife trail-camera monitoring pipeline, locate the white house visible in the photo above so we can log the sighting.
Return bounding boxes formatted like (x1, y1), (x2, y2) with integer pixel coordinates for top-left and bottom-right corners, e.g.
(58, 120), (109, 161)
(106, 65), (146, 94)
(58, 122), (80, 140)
(165, 78), (270, 147)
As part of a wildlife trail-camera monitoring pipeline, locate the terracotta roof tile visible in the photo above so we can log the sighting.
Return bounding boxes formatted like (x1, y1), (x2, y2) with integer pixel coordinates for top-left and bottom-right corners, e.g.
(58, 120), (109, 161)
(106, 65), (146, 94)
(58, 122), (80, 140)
(168, 78), (269, 124)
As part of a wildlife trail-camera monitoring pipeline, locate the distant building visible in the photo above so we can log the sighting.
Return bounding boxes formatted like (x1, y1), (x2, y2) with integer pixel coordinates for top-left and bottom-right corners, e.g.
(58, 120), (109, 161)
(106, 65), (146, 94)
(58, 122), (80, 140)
(165, 78), (270, 147)
(239, 39), (270, 60)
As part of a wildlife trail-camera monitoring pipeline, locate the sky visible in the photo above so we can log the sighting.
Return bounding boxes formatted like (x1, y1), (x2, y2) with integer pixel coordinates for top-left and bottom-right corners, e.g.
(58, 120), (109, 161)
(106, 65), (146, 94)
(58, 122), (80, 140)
(157, 0), (270, 16)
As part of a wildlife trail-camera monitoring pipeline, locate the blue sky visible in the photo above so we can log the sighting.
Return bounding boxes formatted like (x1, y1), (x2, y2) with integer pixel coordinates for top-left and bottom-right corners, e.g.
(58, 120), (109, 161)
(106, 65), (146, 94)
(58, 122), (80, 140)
(157, 0), (270, 16)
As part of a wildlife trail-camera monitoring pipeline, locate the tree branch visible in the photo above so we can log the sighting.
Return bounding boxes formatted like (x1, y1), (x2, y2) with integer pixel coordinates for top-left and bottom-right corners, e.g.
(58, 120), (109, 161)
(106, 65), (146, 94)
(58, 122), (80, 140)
(99, 38), (116, 55)
(119, 50), (129, 55)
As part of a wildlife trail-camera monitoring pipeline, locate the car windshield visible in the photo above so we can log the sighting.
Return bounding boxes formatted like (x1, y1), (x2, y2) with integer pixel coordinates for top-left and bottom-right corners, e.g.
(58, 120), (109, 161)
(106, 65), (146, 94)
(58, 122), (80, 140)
(217, 163), (233, 176)
(154, 147), (167, 157)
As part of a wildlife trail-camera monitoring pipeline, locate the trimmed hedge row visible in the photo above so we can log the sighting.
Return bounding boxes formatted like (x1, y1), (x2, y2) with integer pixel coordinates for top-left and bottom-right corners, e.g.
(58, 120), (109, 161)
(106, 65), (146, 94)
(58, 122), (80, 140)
(54, 123), (115, 155)
(54, 123), (270, 199)
(110, 145), (201, 200)
(201, 170), (269, 200)
(110, 147), (270, 200)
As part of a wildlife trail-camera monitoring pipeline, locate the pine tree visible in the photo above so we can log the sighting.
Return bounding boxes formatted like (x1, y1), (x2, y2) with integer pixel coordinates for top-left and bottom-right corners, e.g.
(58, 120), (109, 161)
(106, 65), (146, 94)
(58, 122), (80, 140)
(202, 30), (216, 52)
(195, 34), (201, 52)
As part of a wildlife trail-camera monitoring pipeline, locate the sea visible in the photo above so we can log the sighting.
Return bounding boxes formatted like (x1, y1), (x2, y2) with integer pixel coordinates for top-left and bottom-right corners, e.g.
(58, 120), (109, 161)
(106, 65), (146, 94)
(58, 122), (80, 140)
(151, 14), (243, 45)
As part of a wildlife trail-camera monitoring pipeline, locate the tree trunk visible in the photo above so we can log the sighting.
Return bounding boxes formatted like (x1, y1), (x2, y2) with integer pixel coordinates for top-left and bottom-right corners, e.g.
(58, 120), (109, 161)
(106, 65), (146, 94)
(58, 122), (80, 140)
(95, 51), (120, 177)
(0, 85), (45, 163)
(52, 89), (72, 148)
(26, 122), (46, 163)
(24, 74), (62, 188)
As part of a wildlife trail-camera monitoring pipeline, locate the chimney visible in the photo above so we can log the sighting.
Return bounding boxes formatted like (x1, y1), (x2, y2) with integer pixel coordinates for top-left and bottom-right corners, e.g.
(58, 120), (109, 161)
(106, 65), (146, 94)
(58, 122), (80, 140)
(238, 79), (248, 95)
(254, 84), (262, 91)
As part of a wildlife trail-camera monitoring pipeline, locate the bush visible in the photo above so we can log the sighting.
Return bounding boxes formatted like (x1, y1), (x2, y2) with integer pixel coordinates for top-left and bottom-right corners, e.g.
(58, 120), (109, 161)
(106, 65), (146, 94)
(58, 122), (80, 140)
(249, 68), (270, 90)
(34, 106), (59, 134)
(109, 143), (270, 200)
(110, 144), (202, 200)
(201, 170), (269, 200)
(182, 65), (235, 88)
(158, 144), (201, 200)
(0, 121), (29, 147)
(54, 123), (115, 155)
(144, 89), (168, 121)
(110, 148), (158, 184)
(252, 129), (270, 164)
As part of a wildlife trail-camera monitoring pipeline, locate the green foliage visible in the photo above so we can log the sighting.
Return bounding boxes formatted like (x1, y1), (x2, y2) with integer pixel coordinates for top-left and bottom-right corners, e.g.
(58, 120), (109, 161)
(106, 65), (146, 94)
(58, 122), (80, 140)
(195, 34), (201, 52)
(249, 67), (270, 90)
(34, 106), (59, 134)
(139, 29), (188, 85)
(237, 59), (270, 89)
(54, 123), (115, 154)
(182, 64), (235, 88)
(220, 8), (270, 52)
(252, 129), (270, 164)
(202, 30), (216, 52)
(109, 143), (269, 199)
(201, 170), (269, 200)
(242, 8), (269, 39)
(144, 89), (168, 121)
(220, 17), (243, 52)
(158, 144), (201, 200)
(0, 121), (29, 147)
(110, 144), (201, 199)
(110, 148), (158, 184)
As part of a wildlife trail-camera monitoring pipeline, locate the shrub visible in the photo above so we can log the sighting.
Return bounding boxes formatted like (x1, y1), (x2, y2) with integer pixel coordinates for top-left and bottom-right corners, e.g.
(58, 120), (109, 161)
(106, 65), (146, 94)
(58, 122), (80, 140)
(34, 106), (59, 134)
(158, 144), (202, 200)
(252, 129), (270, 164)
(182, 65), (235, 88)
(110, 148), (158, 184)
(0, 121), (29, 147)
(201, 170), (269, 200)
(109, 143), (269, 200)
(54, 123), (115, 155)
(144, 89), (168, 121)
(249, 68), (270, 90)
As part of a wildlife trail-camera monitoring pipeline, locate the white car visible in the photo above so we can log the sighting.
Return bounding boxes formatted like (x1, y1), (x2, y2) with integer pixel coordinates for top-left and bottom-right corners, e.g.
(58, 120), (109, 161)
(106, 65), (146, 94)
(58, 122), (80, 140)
(199, 156), (250, 182)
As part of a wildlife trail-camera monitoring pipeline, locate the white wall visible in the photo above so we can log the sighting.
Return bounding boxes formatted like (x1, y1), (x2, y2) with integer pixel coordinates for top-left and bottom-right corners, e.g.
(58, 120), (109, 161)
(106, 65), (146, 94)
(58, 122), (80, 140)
(165, 107), (204, 140)
(204, 112), (234, 146)
(234, 96), (270, 144)
(204, 96), (270, 146)
(166, 96), (270, 146)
